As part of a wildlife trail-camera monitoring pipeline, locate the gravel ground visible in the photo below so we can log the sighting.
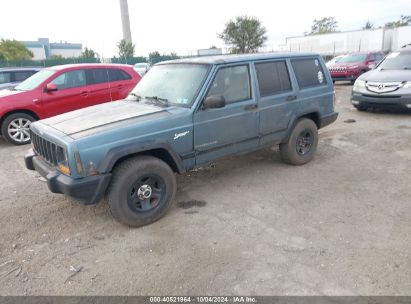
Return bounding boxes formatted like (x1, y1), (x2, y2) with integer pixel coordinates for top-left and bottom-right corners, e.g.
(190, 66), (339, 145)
(0, 84), (410, 295)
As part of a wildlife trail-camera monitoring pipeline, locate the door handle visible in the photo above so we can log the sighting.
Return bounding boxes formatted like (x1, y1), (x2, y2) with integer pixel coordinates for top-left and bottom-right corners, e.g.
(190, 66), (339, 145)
(286, 95), (297, 101)
(244, 104), (258, 111)
(80, 91), (89, 97)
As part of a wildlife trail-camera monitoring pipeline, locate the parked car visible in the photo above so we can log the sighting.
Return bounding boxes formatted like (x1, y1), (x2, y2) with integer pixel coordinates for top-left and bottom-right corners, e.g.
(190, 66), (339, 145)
(0, 64), (141, 145)
(328, 52), (385, 83)
(0, 67), (41, 90)
(133, 62), (150, 76)
(352, 47), (411, 111)
(326, 55), (345, 68)
(25, 53), (338, 227)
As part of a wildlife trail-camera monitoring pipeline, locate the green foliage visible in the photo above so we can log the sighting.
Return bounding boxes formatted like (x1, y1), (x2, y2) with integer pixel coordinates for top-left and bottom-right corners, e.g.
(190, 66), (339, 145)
(82, 47), (96, 58)
(218, 16), (267, 54)
(363, 20), (374, 29)
(0, 39), (34, 61)
(309, 17), (338, 35)
(385, 15), (411, 28)
(148, 51), (179, 65)
(111, 56), (147, 65)
(117, 39), (135, 59)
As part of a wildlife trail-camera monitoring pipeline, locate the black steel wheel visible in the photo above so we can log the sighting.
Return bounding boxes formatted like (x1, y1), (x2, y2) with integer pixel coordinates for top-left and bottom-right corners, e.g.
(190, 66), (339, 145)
(106, 156), (177, 227)
(280, 118), (318, 165)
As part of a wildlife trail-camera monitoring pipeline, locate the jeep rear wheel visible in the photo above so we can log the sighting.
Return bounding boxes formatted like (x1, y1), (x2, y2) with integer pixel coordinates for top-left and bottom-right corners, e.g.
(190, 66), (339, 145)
(106, 156), (177, 227)
(279, 118), (318, 165)
(1, 113), (35, 145)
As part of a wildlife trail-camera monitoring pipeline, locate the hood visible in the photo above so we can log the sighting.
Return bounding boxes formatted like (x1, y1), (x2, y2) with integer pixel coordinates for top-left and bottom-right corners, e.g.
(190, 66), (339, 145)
(0, 89), (24, 98)
(359, 69), (411, 82)
(41, 100), (169, 137)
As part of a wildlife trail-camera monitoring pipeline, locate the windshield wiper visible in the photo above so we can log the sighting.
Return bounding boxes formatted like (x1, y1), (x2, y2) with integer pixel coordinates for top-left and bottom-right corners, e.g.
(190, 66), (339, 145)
(145, 96), (169, 107)
(128, 92), (142, 101)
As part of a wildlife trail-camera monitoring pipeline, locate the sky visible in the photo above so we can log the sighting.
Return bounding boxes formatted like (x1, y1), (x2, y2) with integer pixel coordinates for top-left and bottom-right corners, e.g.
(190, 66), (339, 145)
(0, 0), (410, 57)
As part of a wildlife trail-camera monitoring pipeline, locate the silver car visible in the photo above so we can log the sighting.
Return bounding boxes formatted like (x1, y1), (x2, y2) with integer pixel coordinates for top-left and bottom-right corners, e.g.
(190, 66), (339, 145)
(352, 46), (411, 111)
(133, 62), (150, 77)
(0, 67), (41, 90)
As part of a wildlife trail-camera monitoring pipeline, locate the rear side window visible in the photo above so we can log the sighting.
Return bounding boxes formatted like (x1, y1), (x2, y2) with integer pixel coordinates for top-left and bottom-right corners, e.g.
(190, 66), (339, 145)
(14, 71), (36, 82)
(0, 72), (11, 84)
(87, 68), (108, 85)
(255, 61), (292, 97)
(207, 65), (251, 104)
(108, 68), (132, 82)
(291, 58), (327, 89)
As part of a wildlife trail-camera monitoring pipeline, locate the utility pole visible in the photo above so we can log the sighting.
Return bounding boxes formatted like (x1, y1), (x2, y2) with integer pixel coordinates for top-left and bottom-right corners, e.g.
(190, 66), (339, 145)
(119, 0), (132, 43)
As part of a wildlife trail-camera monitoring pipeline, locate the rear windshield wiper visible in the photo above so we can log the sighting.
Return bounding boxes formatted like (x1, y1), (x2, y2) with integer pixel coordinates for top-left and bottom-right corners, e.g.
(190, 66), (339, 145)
(145, 96), (169, 107)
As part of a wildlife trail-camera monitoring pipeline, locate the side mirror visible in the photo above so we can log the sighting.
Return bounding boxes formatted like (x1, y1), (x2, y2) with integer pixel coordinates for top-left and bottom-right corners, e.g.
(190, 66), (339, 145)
(45, 83), (58, 92)
(202, 95), (226, 110)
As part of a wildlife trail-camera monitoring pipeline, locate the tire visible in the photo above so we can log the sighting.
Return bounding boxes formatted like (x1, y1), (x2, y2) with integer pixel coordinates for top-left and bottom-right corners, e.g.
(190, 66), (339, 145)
(1, 113), (35, 145)
(105, 156), (177, 227)
(280, 118), (318, 166)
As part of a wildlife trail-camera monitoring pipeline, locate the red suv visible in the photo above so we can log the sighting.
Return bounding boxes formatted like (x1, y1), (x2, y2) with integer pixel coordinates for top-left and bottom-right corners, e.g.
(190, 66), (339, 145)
(328, 52), (385, 83)
(0, 64), (141, 145)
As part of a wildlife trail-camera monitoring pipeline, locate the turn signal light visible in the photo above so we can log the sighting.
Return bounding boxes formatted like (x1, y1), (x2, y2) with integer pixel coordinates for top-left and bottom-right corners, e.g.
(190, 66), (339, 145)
(58, 164), (71, 176)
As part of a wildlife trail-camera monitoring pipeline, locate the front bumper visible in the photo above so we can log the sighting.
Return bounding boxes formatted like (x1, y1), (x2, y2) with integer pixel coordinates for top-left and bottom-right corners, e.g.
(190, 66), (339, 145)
(352, 92), (411, 110)
(25, 149), (111, 205)
(331, 71), (360, 81)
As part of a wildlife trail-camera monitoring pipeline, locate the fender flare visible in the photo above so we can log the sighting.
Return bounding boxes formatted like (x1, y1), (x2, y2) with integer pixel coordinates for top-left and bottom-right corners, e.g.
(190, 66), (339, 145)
(98, 140), (185, 174)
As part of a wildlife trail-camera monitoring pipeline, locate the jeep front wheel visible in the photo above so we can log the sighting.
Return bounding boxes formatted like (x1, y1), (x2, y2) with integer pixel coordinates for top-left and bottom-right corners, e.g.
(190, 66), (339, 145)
(279, 118), (318, 165)
(1, 113), (35, 145)
(106, 156), (177, 227)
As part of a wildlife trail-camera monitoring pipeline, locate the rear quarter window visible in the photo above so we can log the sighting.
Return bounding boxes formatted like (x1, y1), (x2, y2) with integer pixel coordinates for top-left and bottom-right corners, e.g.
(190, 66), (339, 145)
(108, 68), (132, 82)
(0, 72), (11, 84)
(291, 58), (327, 89)
(14, 71), (36, 82)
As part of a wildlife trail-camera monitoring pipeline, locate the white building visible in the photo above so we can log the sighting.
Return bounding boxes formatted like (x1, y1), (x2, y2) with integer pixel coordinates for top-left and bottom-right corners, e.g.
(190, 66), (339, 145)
(283, 26), (411, 56)
(21, 38), (82, 60)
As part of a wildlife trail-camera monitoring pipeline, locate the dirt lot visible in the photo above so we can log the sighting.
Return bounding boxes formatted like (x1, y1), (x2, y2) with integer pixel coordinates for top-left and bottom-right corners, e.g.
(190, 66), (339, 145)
(0, 84), (410, 295)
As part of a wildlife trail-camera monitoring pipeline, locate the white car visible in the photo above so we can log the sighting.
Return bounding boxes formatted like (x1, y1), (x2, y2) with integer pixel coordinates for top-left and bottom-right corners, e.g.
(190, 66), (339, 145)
(133, 63), (150, 76)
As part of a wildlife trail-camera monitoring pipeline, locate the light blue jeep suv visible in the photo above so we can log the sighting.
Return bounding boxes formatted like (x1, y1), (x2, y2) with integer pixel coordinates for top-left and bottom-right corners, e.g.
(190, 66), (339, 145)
(25, 53), (338, 227)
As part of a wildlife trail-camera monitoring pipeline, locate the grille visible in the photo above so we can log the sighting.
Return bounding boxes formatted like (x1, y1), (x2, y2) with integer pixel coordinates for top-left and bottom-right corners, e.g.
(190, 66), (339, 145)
(31, 131), (65, 166)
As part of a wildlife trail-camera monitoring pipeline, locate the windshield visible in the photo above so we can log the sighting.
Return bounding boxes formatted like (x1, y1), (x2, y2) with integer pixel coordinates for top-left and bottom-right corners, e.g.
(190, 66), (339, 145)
(378, 51), (411, 70)
(15, 69), (56, 91)
(127, 63), (210, 107)
(338, 54), (367, 63)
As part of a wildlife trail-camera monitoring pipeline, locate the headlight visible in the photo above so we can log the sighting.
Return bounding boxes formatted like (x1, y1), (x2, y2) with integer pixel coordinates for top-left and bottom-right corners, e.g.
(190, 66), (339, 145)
(348, 65), (359, 70)
(353, 79), (366, 91)
(403, 81), (411, 88)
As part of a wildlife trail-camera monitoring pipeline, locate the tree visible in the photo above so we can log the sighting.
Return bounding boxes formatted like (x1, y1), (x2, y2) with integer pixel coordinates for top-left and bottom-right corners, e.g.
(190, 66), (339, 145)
(117, 39), (135, 58)
(218, 16), (267, 54)
(363, 20), (374, 29)
(385, 15), (411, 28)
(0, 39), (33, 61)
(148, 51), (161, 64)
(309, 17), (338, 35)
(81, 47), (96, 58)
